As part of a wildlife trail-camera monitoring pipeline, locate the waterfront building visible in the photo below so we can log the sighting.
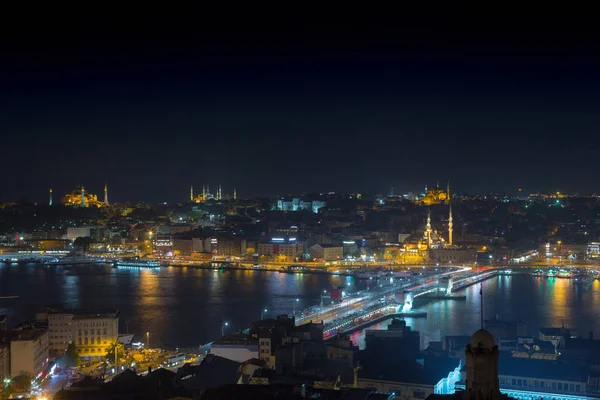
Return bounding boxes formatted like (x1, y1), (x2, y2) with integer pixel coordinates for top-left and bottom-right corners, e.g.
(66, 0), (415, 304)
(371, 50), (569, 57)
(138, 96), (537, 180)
(258, 237), (303, 262)
(310, 244), (343, 261)
(10, 328), (49, 378)
(429, 248), (477, 263)
(66, 226), (107, 241)
(36, 308), (119, 361)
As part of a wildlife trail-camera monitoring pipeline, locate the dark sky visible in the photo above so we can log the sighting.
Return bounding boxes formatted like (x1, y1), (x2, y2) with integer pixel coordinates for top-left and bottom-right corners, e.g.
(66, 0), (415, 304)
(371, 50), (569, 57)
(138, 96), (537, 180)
(2, 16), (600, 202)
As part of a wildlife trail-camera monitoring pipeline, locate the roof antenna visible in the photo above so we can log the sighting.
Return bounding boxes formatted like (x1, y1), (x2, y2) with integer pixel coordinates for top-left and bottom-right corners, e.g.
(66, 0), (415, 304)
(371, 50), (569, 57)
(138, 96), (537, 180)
(480, 283), (484, 330)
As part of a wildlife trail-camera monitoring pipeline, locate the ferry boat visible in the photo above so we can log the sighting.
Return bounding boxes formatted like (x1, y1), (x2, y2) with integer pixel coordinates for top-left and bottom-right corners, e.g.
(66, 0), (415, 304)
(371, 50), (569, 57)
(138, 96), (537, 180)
(280, 265), (308, 274)
(113, 257), (160, 268)
(545, 269), (557, 278)
(557, 269), (572, 278)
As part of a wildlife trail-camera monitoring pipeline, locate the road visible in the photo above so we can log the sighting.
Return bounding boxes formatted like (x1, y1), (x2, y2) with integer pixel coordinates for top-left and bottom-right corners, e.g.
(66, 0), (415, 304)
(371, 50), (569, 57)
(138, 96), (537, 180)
(295, 266), (475, 326)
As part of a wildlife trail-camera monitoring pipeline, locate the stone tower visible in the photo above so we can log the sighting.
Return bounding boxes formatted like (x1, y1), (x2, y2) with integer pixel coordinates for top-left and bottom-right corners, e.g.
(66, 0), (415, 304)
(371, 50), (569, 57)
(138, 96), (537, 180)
(464, 329), (502, 400)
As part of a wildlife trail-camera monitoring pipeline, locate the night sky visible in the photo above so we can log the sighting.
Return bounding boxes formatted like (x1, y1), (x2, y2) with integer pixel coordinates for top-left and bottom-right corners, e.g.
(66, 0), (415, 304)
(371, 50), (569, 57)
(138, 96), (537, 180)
(2, 18), (600, 202)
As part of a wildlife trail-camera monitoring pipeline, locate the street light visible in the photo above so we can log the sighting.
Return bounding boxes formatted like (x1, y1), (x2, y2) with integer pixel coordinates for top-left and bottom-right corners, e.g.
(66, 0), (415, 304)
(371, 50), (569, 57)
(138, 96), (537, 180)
(146, 332), (150, 349)
(222, 321), (229, 336)
(261, 308), (268, 320)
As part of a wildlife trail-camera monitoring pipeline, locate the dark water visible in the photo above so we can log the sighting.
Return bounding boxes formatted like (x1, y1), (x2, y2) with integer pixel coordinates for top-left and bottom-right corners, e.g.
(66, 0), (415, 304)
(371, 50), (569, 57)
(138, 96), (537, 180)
(0, 263), (361, 347)
(2, 265), (600, 349)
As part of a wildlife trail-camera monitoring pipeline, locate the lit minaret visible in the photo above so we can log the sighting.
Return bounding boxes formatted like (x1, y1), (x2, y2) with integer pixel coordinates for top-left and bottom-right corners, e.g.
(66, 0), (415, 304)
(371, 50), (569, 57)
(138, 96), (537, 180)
(49, 188), (53, 206)
(233, 186), (237, 200)
(202, 184), (206, 199)
(426, 209), (432, 247)
(190, 184), (194, 202)
(218, 184), (222, 200)
(104, 182), (109, 206)
(80, 185), (86, 208)
(447, 182), (453, 246)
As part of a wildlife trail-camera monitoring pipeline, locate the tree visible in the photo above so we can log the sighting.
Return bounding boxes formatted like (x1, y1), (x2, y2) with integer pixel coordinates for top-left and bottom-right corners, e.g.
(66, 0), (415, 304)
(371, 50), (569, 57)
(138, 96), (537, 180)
(63, 342), (80, 368)
(10, 375), (32, 393)
(73, 236), (93, 251)
(105, 342), (126, 364)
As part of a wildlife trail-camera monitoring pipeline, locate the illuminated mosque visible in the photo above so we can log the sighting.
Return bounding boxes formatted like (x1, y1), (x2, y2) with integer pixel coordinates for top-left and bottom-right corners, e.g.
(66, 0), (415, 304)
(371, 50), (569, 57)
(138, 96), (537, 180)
(420, 182), (451, 206)
(61, 183), (109, 208)
(190, 184), (236, 203)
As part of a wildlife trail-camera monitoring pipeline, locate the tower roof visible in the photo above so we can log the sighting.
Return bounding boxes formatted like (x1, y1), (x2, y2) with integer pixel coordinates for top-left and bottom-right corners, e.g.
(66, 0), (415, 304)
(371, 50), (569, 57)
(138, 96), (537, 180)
(470, 328), (495, 349)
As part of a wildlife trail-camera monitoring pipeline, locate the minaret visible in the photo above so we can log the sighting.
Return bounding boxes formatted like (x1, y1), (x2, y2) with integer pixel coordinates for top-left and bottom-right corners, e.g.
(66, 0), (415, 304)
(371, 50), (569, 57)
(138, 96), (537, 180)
(104, 182), (109, 206)
(233, 186), (237, 201)
(80, 185), (86, 208)
(207, 184), (210, 197)
(448, 203), (453, 246)
(190, 185), (194, 202)
(218, 184), (222, 200)
(426, 209), (432, 247)
(49, 188), (53, 206)
(447, 182), (453, 246)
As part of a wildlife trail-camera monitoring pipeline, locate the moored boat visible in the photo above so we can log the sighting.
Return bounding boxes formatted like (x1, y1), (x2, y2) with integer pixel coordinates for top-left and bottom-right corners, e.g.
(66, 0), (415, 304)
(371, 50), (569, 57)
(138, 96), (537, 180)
(114, 257), (160, 268)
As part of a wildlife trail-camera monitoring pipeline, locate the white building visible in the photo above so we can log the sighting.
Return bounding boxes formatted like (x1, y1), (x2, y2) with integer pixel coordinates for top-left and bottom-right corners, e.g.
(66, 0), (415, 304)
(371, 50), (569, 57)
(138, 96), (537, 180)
(66, 227), (91, 240)
(210, 334), (259, 363)
(36, 308), (119, 361)
(258, 241), (303, 260)
(10, 328), (49, 378)
(310, 244), (343, 261)
(66, 226), (106, 240)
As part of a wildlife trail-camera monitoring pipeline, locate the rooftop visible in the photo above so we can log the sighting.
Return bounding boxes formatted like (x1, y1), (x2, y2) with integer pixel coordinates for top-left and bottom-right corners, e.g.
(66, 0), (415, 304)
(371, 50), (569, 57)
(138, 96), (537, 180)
(212, 333), (258, 346)
(498, 356), (588, 382)
(360, 356), (460, 386)
(40, 307), (119, 319)
(12, 328), (47, 342)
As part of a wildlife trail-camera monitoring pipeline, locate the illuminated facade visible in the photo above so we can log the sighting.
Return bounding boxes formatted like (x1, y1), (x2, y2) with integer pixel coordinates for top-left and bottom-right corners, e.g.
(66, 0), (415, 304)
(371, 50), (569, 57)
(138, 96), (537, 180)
(420, 182), (450, 206)
(191, 183), (221, 203)
(63, 186), (103, 208)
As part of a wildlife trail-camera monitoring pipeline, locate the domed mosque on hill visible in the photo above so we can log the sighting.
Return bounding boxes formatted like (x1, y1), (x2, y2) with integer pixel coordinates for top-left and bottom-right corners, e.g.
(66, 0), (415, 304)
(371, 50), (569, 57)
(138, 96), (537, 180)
(61, 183), (109, 208)
(420, 182), (451, 206)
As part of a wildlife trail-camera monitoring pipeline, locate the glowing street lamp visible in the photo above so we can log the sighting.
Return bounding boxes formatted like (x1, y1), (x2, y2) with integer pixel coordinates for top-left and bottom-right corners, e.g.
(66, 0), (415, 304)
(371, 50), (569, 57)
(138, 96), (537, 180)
(293, 298), (299, 316)
(146, 332), (150, 349)
(222, 321), (229, 336)
(261, 308), (268, 320)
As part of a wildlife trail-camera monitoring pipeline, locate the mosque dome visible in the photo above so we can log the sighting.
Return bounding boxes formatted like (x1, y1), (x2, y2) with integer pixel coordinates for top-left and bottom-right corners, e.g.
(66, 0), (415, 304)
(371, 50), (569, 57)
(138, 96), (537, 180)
(470, 329), (495, 349)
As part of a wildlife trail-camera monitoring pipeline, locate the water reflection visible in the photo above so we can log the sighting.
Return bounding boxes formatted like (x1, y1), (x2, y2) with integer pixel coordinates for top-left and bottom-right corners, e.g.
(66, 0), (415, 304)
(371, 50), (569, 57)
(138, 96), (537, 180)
(1, 269), (599, 349)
